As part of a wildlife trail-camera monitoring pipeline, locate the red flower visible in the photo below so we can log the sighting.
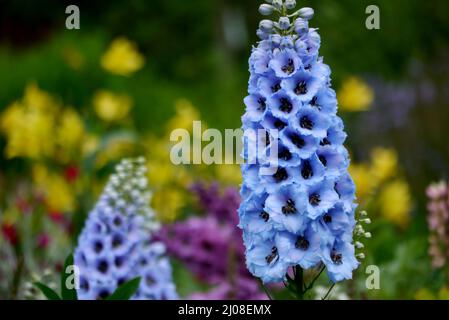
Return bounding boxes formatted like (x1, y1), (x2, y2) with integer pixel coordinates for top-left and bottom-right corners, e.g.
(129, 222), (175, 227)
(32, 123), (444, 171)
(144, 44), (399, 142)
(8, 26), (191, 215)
(64, 165), (79, 183)
(48, 211), (65, 223)
(1, 223), (19, 246)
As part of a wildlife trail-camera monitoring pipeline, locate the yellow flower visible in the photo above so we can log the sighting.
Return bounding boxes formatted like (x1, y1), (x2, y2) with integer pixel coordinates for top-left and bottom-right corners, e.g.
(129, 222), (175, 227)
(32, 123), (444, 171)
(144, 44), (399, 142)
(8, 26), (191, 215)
(349, 163), (374, 201)
(23, 82), (58, 111)
(93, 90), (133, 122)
(151, 188), (186, 222)
(166, 99), (201, 134)
(378, 179), (411, 228)
(438, 287), (449, 300)
(56, 108), (85, 162)
(1, 84), (57, 159)
(147, 160), (191, 188)
(215, 164), (242, 186)
(94, 136), (136, 168)
(338, 77), (374, 112)
(32, 165), (75, 213)
(82, 134), (100, 157)
(370, 148), (398, 183)
(415, 288), (435, 300)
(101, 37), (145, 76)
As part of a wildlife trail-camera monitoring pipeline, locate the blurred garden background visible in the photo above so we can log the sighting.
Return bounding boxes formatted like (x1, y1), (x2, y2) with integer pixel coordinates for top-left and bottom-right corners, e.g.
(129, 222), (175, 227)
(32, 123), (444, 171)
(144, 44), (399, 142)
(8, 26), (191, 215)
(1, 0), (449, 299)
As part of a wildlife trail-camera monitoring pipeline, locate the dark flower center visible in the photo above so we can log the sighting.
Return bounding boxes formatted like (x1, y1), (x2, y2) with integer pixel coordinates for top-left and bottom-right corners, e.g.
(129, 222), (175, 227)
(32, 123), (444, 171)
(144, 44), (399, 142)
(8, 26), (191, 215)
(300, 116), (314, 130)
(295, 81), (308, 95)
(281, 59), (295, 75)
(258, 98), (266, 111)
(97, 260), (109, 274)
(80, 277), (89, 291)
(319, 155), (327, 166)
(290, 133), (305, 149)
(279, 98), (293, 113)
(114, 256), (124, 267)
(113, 217), (122, 226)
(265, 246), (279, 264)
(112, 235), (123, 248)
(274, 119), (287, 130)
(202, 241), (213, 252)
(273, 168), (288, 183)
(260, 211), (270, 222)
(331, 250), (343, 265)
(320, 138), (331, 146)
(146, 275), (156, 286)
(97, 290), (110, 300)
(295, 236), (310, 250)
(323, 214), (332, 223)
(140, 258), (148, 266)
(271, 82), (281, 93)
(301, 160), (313, 179)
(278, 148), (292, 161)
(94, 241), (103, 253)
(282, 198), (296, 215)
(310, 96), (321, 110)
(309, 193), (321, 206)
(334, 183), (341, 197)
(117, 278), (127, 286)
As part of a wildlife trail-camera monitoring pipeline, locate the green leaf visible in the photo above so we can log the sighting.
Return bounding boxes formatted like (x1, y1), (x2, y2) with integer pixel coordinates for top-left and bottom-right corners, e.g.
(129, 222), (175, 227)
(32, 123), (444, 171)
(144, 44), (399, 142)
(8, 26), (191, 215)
(60, 254), (78, 300)
(106, 277), (141, 300)
(34, 282), (61, 300)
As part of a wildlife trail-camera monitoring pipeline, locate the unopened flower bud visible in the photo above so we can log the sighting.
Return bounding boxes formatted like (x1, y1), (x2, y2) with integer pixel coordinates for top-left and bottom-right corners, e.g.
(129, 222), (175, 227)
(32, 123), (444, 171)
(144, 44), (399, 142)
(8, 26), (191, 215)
(257, 29), (269, 40)
(356, 253), (366, 259)
(364, 232), (372, 238)
(279, 17), (291, 30)
(355, 241), (364, 249)
(294, 18), (308, 36)
(270, 34), (282, 47)
(280, 36), (294, 49)
(259, 19), (274, 33)
(259, 4), (275, 16)
(272, 0), (283, 10)
(285, 0), (296, 10)
(297, 7), (314, 20)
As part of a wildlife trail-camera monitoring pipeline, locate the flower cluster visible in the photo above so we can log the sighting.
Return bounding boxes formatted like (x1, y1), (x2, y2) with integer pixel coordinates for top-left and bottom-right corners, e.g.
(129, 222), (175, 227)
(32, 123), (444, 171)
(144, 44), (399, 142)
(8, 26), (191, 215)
(239, 2), (359, 283)
(74, 157), (178, 300)
(426, 181), (449, 269)
(158, 182), (265, 300)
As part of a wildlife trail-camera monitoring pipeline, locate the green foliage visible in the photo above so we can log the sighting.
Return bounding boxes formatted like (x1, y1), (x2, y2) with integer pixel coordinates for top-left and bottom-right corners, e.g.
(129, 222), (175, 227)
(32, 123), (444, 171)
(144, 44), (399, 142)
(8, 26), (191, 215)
(33, 282), (61, 300)
(61, 254), (77, 300)
(106, 278), (141, 300)
(33, 254), (141, 300)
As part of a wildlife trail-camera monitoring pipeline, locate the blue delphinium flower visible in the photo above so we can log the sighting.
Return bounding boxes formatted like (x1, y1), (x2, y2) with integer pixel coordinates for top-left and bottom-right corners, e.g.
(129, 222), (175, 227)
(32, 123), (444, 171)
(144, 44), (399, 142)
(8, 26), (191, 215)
(74, 158), (178, 300)
(239, 2), (359, 285)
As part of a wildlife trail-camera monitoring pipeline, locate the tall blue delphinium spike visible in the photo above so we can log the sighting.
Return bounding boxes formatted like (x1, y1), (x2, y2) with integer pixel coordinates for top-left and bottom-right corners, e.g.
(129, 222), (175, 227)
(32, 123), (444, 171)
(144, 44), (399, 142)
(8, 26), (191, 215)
(239, 1), (360, 286)
(74, 157), (178, 300)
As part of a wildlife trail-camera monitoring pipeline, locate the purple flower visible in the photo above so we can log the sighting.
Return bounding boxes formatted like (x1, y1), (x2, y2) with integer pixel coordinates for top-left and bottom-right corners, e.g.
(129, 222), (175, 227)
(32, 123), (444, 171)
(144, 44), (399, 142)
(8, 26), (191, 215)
(159, 182), (265, 300)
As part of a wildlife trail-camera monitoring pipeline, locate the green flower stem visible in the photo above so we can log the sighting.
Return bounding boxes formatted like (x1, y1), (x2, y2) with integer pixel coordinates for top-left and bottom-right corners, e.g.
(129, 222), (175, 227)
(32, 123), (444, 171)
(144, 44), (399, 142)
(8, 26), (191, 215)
(10, 245), (24, 299)
(322, 283), (336, 300)
(294, 265), (304, 299)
